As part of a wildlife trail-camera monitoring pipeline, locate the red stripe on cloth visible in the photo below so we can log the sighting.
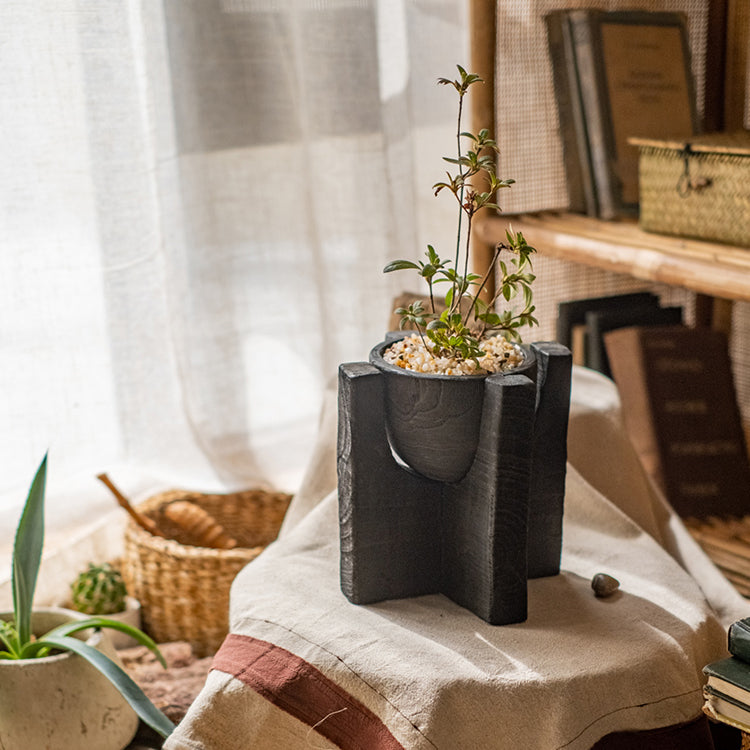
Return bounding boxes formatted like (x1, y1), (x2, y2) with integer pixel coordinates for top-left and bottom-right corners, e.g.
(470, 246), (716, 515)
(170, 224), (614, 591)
(211, 633), (405, 750)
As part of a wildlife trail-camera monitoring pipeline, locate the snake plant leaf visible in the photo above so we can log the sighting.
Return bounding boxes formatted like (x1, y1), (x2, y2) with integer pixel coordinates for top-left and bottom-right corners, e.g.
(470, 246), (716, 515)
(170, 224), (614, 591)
(48, 617), (167, 668)
(12, 453), (47, 647)
(36, 633), (175, 738)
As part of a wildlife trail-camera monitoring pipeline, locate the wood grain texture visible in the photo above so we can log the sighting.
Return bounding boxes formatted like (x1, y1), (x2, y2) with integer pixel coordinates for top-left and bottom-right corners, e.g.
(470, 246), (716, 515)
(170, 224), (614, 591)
(337, 344), (572, 626)
(369, 338), (536, 483)
(475, 212), (750, 302)
(527, 343), (572, 579)
(337, 362), (441, 604)
(442, 373), (536, 624)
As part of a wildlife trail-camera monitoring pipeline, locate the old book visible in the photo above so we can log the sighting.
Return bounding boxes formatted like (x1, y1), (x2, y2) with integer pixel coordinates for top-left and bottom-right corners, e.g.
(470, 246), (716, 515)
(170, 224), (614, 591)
(729, 618), (750, 664)
(585, 303), (682, 377)
(551, 9), (698, 218)
(604, 325), (750, 518)
(704, 657), (750, 705)
(545, 11), (597, 216)
(703, 684), (750, 733)
(703, 657), (750, 732)
(556, 291), (659, 352)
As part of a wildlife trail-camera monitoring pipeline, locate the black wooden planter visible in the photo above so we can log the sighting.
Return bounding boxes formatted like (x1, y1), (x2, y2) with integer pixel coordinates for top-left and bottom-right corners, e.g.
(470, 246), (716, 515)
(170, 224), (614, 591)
(337, 335), (572, 625)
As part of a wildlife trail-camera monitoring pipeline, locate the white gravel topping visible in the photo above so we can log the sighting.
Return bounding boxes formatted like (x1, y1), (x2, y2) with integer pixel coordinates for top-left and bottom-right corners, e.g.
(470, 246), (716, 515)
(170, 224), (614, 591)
(383, 333), (524, 376)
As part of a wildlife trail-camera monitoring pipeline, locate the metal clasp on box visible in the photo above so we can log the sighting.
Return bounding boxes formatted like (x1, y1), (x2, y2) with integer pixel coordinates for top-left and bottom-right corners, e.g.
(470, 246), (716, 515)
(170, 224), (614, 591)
(677, 145), (713, 197)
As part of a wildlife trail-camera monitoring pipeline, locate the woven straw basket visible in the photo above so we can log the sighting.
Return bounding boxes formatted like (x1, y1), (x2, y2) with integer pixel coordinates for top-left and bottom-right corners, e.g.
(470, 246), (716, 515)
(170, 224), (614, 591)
(122, 488), (291, 657)
(631, 131), (750, 247)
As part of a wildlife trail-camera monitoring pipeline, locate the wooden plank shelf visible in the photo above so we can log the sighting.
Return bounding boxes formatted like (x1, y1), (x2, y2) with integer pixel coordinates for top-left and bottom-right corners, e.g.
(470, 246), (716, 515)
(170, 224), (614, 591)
(475, 212), (750, 303)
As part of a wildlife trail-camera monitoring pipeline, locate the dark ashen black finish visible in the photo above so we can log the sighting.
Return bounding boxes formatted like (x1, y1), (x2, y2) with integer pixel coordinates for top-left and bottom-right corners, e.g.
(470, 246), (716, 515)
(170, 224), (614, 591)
(337, 339), (572, 626)
(527, 342), (573, 578)
(368, 334), (538, 484)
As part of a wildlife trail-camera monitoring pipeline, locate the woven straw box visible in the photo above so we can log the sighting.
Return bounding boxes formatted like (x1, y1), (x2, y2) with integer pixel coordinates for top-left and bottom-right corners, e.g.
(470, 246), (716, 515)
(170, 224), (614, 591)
(630, 131), (750, 247)
(122, 488), (291, 658)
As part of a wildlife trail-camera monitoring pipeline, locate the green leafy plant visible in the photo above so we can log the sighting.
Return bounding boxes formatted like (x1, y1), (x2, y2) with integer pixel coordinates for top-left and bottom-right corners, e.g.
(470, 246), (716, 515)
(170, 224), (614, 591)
(0, 454), (174, 739)
(384, 65), (538, 364)
(71, 561), (128, 616)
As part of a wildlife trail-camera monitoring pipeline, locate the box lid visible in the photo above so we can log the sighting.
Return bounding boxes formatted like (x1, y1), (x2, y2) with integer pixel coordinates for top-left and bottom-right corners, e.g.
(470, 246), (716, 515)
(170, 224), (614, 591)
(629, 130), (750, 156)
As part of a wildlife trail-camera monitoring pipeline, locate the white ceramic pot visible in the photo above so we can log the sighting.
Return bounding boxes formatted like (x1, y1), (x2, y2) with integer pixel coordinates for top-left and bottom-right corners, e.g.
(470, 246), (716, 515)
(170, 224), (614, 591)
(0, 608), (139, 750)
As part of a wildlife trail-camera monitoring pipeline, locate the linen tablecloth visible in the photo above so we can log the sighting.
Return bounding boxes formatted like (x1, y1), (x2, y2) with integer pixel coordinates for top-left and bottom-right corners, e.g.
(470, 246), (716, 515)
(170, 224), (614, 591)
(164, 367), (748, 749)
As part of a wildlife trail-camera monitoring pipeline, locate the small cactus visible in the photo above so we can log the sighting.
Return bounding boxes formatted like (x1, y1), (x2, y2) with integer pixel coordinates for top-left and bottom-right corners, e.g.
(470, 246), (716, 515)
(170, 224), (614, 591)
(70, 561), (128, 615)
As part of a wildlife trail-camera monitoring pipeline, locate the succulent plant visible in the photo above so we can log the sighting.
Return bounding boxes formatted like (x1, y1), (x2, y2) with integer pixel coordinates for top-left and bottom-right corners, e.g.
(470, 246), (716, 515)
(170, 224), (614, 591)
(70, 562), (128, 616)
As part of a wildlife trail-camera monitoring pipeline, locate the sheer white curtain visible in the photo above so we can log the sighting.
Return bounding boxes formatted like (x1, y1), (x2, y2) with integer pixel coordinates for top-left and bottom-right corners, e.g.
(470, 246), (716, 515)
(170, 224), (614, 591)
(0, 0), (468, 600)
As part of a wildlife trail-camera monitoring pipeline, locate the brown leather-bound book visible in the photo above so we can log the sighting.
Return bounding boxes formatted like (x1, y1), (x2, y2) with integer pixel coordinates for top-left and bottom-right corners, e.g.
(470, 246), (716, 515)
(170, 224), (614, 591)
(604, 324), (750, 518)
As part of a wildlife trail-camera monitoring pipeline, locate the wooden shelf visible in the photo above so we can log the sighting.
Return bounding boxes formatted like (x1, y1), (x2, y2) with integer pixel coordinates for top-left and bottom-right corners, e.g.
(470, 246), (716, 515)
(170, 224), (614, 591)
(475, 212), (750, 304)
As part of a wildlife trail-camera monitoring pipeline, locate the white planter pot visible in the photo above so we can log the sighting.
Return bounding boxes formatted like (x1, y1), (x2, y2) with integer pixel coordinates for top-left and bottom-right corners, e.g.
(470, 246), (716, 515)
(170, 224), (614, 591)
(0, 608), (139, 750)
(106, 596), (142, 649)
(58, 596), (143, 649)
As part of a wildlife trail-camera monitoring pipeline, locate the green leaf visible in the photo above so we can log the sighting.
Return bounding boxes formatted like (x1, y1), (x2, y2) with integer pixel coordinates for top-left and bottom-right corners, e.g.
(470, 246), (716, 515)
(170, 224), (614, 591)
(0, 620), (21, 658)
(47, 618), (167, 668)
(478, 312), (501, 326)
(37, 634), (175, 738)
(420, 263), (436, 279)
(12, 454), (47, 648)
(383, 260), (419, 273)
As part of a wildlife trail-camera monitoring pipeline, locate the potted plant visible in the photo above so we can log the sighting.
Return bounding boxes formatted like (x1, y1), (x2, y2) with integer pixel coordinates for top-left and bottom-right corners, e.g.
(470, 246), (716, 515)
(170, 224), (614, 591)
(337, 66), (572, 624)
(382, 67), (538, 365)
(371, 65), (540, 483)
(0, 454), (174, 750)
(69, 561), (142, 648)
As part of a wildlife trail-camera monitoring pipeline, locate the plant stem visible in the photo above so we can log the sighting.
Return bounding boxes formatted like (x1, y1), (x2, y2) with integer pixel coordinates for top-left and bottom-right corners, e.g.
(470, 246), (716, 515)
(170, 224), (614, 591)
(451, 90), (466, 316)
(415, 325), (434, 358)
(468, 242), (504, 333)
(462, 209), (474, 324)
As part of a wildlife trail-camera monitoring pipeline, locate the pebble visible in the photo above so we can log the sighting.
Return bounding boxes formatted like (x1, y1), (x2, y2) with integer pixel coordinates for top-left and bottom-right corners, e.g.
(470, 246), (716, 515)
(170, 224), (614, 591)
(383, 333), (524, 375)
(591, 572), (620, 597)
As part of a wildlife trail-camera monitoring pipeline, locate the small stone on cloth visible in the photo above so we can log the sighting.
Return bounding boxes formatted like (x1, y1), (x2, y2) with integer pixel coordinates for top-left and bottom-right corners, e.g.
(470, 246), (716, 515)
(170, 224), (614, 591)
(591, 573), (620, 598)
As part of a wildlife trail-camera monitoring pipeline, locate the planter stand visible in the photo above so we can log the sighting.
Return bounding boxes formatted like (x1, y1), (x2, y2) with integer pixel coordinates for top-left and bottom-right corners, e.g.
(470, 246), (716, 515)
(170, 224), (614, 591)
(337, 341), (571, 625)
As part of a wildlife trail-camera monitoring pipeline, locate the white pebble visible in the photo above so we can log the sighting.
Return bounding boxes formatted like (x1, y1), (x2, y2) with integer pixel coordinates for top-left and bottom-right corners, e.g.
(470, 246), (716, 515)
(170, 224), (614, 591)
(382, 333), (523, 375)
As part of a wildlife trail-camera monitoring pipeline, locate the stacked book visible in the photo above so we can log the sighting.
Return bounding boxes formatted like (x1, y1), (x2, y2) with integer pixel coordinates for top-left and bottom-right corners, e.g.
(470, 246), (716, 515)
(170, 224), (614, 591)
(704, 618), (750, 733)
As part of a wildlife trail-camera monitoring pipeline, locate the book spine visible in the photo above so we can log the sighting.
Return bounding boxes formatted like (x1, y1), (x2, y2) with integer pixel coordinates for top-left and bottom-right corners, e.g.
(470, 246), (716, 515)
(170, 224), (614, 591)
(567, 10), (617, 220)
(729, 619), (750, 664)
(545, 12), (597, 216)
